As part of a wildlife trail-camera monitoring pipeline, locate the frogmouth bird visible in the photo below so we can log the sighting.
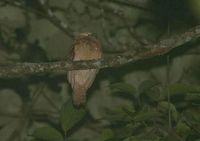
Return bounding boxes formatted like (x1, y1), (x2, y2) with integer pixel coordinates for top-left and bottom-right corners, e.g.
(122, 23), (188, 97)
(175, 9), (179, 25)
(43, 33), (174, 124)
(67, 32), (102, 106)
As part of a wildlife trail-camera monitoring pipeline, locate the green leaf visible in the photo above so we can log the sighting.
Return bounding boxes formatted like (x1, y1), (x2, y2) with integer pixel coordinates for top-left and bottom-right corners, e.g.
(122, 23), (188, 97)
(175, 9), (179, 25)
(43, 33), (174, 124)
(176, 121), (191, 138)
(138, 80), (158, 94)
(72, 0), (85, 14)
(163, 83), (200, 96)
(145, 86), (162, 101)
(158, 101), (178, 121)
(110, 82), (136, 97)
(30, 139), (39, 141)
(123, 134), (160, 141)
(133, 110), (160, 122)
(123, 136), (138, 141)
(60, 101), (87, 133)
(101, 128), (114, 141)
(184, 109), (200, 122)
(33, 126), (64, 141)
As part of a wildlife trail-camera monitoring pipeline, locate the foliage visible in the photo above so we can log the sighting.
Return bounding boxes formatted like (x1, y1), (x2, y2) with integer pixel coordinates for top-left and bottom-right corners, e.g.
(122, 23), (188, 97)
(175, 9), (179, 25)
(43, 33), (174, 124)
(60, 101), (87, 133)
(107, 81), (200, 141)
(32, 101), (87, 141)
(33, 126), (64, 141)
(30, 80), (200, 141)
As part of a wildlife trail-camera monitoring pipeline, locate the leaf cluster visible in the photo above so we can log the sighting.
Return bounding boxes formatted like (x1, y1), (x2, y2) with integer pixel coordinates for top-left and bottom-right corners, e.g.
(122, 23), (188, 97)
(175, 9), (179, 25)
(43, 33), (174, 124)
(105, 80), (200, 141)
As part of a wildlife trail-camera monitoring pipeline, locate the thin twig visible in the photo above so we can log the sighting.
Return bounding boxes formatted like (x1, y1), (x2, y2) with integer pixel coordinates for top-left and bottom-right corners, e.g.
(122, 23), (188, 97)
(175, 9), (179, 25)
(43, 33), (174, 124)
(166, 56), (172, 129)
(106, 0), (153, 12)
(5, 0), (74, 38)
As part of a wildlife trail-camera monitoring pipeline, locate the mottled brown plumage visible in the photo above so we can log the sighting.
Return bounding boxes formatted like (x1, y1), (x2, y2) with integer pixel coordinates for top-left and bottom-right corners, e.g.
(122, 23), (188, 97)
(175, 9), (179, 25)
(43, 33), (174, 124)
(67, 33), (102, 106)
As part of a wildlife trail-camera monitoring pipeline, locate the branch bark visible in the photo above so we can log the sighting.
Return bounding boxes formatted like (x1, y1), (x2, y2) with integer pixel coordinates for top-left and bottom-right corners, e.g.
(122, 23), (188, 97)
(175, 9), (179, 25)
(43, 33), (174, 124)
(0, 25), (200, 77)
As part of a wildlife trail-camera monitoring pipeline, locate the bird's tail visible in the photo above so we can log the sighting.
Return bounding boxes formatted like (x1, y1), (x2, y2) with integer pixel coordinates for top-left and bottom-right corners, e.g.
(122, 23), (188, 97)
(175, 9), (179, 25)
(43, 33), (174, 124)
(73, 87), (86, 107)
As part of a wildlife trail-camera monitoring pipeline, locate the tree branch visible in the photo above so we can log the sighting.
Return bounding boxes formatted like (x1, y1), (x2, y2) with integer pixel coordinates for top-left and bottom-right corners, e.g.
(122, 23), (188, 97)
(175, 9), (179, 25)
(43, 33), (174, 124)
(0, 25), (200, 77)
(106, 0), (153, 12)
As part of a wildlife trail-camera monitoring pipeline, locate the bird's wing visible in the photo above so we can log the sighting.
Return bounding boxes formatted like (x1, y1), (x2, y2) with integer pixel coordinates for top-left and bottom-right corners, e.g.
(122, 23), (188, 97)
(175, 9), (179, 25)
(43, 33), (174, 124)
(84, 69), (99, 89)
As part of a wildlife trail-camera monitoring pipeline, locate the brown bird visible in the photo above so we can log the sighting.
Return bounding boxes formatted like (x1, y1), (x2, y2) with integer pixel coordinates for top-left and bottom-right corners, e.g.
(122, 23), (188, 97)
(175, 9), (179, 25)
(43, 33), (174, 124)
(67, 32), (102, 106)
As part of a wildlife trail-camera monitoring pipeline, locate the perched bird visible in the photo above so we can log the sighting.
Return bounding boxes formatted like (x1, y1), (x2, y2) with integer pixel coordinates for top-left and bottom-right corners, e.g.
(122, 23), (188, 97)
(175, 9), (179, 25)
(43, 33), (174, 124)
(67, 32), (102, 106)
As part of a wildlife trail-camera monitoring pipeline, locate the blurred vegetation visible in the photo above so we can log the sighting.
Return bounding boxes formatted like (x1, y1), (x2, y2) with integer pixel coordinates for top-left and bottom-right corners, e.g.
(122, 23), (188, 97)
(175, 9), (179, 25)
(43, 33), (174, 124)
(0, 0), (200, 141)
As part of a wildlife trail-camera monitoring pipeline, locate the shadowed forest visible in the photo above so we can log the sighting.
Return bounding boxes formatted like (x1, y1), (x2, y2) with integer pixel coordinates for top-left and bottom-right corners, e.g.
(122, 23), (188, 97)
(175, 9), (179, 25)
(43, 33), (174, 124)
(0, 0), (199, 141)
